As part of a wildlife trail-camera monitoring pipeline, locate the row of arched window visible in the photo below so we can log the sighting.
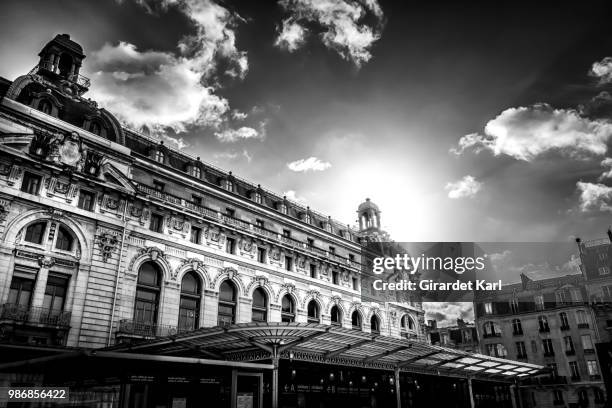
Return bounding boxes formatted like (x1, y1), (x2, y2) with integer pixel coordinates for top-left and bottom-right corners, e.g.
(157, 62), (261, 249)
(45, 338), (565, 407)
(135, 262), (400, 334)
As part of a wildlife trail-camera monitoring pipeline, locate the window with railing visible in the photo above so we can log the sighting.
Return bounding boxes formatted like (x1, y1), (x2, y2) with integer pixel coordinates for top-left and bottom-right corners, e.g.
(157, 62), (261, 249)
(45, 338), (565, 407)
(576, 310), (589, 328)
(587, 360), (600, 380)
(134, 262), (162, 332)
(542, 338), (554, 356)
(178, 272), (201, 333)
(581, 334), (595, 353)
(538, 315), (550, 332)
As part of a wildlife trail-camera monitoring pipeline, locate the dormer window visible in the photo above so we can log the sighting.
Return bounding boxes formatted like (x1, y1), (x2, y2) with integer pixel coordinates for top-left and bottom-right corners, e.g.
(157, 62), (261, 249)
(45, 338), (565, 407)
(225, 179), (234, 192)
(39, 99), (53, 115)
(154, 150), (165, 163)
(279, 203), (288, 214)
(90, 121), (102, 136)
(254, 192), (262, 204)
(305, 213), (311, 224)
(191, 166), (201, 178)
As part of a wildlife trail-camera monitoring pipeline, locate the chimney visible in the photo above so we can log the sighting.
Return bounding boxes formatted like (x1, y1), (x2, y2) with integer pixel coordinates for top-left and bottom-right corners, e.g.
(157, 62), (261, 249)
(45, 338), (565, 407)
(456, 318), (465, 327)
(427, 320), (437, 329)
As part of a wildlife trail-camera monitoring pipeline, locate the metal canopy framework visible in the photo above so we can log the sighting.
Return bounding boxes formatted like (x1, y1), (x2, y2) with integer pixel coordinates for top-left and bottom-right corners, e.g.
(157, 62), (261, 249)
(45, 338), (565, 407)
(107, 322), (544, 382)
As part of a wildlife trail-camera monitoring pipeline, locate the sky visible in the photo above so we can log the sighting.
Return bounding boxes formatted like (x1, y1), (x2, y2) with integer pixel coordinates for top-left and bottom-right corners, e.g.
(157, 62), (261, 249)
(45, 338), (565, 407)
(3, 0), (612, 326)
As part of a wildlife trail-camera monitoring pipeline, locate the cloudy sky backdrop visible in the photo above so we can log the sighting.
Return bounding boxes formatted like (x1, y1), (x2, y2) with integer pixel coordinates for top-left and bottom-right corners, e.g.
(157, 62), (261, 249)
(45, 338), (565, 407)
(3, 0), (612, 325)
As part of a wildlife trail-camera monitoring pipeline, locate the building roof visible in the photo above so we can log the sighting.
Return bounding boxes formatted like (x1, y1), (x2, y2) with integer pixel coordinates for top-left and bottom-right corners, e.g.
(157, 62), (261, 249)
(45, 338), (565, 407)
(106, 322), (543, 382)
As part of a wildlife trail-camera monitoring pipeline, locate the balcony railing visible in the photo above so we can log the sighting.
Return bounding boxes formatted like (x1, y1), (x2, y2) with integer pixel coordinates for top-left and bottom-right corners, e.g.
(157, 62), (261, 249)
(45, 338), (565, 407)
(0, 303), (71, 327)
(565, 349), (576, 356)
(560, 324), (570, 331)
(539, 326), (550, 333)
(117, 319), (177, 338)
(483, 332), (501, 338)
(30, 63), (91, 89)
(577, 323), (589, 329)
(134, 183), (361, 269)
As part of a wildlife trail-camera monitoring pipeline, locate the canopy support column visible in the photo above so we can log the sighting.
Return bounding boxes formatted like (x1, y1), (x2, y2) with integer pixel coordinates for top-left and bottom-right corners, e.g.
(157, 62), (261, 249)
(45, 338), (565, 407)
(468, 377), (475, 408)
(394, 367), (401, 408)
(271, 345), (279, 408)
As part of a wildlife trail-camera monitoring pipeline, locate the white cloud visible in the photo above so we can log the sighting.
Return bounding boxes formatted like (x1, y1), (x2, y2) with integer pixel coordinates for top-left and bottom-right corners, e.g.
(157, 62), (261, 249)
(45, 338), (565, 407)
(576, 181), (612, 212)
(242, 149), (253, 162)
(276, 0), (385, 67)
(445, 175), (482, 199)
(283, 189), (307, 204)
(599, 157), (612, 180)
(214, 126), (262, 142)
(275, 18), (308, 52)
(287, 156), (332, 172)
(451, 104), (612, 161)
(230, 109), (248, 120)
(590, 56), (612, 84)
(87, 0), (247, 132)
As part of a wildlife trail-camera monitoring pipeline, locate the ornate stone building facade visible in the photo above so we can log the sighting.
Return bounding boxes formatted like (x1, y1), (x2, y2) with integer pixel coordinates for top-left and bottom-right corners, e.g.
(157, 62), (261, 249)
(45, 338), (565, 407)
(0, 34), (425, 353)
(474, 271), (607, 408)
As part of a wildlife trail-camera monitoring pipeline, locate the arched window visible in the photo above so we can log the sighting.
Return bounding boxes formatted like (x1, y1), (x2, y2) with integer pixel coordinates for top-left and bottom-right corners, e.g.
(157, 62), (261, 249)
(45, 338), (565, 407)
(225, 180), (234, 192)
(38, 99), (52, 115)
(305, 214), (311, 224)
(154, 150), (165, 163)
(90, 121), (102, 136)
(330, 305), (342, 326)
(55, 226), (74, 251)
(511, 318), (523, 335)
(252, 288), (267, 322)
(253, 192), (262, 204)
(218, 281), (237, 326)
(401, 315), (414, 331)
(178, 272), (201, 333)
(307, 300), (320, 323)
(371, 315), (380, 334)
(24, 222), (46, 245)
(134, 262), (162, 327)
(351, 311), (362, 330)
(58, 54), (73, 78)
(281, 295), (295, 322)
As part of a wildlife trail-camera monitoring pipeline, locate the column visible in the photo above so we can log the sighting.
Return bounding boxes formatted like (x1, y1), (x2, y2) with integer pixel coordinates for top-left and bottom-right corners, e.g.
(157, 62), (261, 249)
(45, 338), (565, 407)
(272, 346), (279, 408)
(467, 378), (475, 408)
(394, 367), (401, 408)
(31, 264), (51, 308)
